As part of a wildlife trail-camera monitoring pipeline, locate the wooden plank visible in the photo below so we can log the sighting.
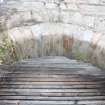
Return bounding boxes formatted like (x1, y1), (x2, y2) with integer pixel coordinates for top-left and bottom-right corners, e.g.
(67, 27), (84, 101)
(0, 84), (103, 89)
(6, 78), (104, 82)
(5, 72), (103, 76)
(18, 56), (77, 63)
(5, 72), (105, 76)
(0, 92), (104, 96)
(0, 88), (102, 93)
(12, 67), (86, 71)
(14, 65), (96, 70)
(0, 96), (105, 100)
(4, 74), (105, 79)
(1, 81), (100, 85)
(14, 63), (91, 68)
(0, 57), (105, 105)
(1, 74), (84, 78)
(0, 100), (75, 105)
(78, 100), (105, 104)
(16, 62), (88, 66)
(0, 100), (105, 105)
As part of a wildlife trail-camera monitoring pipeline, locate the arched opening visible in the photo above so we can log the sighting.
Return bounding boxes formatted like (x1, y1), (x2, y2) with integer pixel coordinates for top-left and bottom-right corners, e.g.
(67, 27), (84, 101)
(0, 0), (105, 104)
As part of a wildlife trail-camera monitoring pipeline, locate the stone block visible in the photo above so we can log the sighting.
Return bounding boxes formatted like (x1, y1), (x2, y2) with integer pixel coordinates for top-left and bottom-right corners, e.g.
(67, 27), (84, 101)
(77, 0), (99, 4)
(83, 16), (95, 27)
(41, 0), (60, 3)
(60, 3), (78, 11)
(94, 17), (105, 33)
(66, 3), (78, 11)
(45, 3), (58, 9)
(100, 0), (105, 4)
(60, 11), (94, 27)
(64, 0), (76, 3)
(60, 11), (71, 23)
(78, 4), (105, 16)
(22, 1), (44, 9)
(60, 2), (67, 10)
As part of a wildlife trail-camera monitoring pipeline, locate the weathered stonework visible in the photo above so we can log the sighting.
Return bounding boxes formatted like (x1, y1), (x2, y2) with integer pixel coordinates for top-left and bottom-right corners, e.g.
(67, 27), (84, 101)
(0, 0), (105, 69)
(7, 23), (104, 69)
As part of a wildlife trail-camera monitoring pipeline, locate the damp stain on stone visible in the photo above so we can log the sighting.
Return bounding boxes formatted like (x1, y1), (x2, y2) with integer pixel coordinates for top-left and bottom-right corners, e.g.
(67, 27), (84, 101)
(63, 35), (74, 52)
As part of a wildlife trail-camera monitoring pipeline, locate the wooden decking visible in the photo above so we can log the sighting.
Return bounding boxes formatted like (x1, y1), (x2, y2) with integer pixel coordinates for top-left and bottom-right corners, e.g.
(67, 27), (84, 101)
(0, 56), (105, 105)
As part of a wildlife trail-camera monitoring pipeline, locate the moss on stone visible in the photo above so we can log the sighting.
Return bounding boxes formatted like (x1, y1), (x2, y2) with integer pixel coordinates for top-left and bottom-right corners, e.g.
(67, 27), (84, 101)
(74, 52), (89, 62)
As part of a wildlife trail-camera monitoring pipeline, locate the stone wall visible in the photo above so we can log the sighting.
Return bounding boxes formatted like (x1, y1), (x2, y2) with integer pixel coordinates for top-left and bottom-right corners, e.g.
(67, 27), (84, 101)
(1, 0), (105, 32)
(0, 0), (105, 69)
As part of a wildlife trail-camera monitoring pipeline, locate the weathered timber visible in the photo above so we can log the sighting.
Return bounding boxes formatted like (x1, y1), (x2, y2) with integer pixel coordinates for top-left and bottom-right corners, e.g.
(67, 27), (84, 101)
(0, 56), (105, 105)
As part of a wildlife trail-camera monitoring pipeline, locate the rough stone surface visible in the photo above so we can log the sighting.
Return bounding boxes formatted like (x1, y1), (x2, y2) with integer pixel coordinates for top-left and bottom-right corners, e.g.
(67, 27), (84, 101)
(0, 0), (105, 69)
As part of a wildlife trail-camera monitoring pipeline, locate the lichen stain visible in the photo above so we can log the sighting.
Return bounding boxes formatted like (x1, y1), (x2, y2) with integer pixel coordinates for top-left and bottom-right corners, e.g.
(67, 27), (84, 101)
(90, 33), (102, 50)
(63, 35), (74, 52)
(90, 42), (97, 50)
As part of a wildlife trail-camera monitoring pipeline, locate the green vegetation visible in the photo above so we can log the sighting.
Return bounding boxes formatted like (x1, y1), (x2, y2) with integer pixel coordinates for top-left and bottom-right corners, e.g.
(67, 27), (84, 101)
(75, 52), (88, 61)
(72, 41), (90, 62)
(0, 31), (18, 64)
